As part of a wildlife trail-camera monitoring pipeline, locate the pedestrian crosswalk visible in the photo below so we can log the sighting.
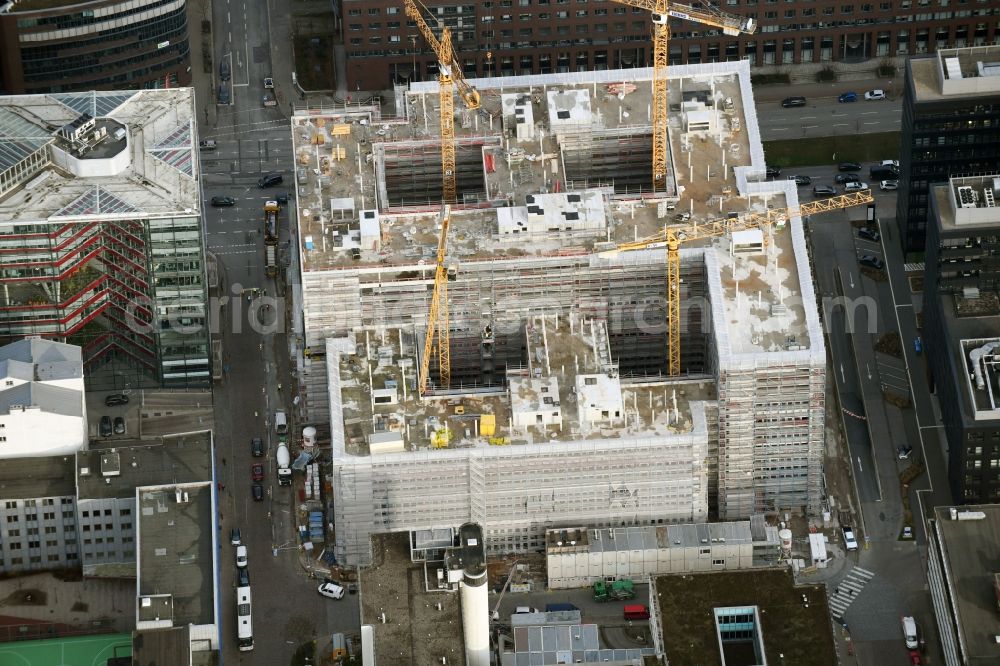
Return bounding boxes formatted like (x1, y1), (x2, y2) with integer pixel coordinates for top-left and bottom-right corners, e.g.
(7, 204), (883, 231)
(828, 566), (875, 620)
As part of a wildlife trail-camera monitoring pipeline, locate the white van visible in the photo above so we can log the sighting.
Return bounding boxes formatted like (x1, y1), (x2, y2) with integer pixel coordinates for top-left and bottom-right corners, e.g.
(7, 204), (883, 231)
(901, 616), (918, 648)
(274, 409), (287, 436)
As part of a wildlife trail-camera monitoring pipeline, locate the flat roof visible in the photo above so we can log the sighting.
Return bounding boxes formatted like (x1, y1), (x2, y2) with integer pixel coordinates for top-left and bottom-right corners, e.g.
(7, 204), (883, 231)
(655, 568), (835, 666)
(361, 532), (466, 664)
(911, 46), (1000, 102)
(76, 431), (213, 500)
(0, 89), (200, 221)
(335, 321), (714, 456)
(132, 627), (191, 666)
(932, 505), (1000, 662)
(546, 521), (770, 555)
(292, 63), (760, 272)
(137, 484), (215, 627)
(0, 454), (75, 500)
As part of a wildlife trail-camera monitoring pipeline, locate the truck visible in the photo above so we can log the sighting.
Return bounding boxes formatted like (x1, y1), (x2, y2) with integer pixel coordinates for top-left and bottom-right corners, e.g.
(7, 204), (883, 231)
(265, 245), (277, 278)
(593, 579), (635, 602)
(276, 441), (291, 485)
(264, 201), (279, 245)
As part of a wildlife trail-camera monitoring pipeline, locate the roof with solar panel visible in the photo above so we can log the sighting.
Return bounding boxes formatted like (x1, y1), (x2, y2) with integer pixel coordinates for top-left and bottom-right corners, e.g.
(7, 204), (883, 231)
(0, 88), (199, 222)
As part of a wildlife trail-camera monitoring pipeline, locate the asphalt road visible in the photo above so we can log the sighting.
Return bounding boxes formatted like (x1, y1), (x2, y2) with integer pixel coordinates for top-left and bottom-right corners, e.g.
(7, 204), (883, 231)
(789, 164), (945, 663)
(757, 97), (902, 141)
(198, 0), (361, 662)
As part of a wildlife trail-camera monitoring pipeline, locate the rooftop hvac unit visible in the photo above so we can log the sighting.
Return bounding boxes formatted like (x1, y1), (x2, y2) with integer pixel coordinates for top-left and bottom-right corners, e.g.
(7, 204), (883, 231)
(957, 185), (978, 208)
(984, 188), (996, 208)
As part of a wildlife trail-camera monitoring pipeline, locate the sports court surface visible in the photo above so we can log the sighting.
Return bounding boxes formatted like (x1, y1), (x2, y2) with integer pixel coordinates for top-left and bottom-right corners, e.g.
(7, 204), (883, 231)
(0, 633), (131, 666)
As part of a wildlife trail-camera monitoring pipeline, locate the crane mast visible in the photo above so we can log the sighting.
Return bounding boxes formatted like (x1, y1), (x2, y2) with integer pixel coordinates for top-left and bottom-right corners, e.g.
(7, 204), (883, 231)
(615, 191), (874, 376)
(404, 0), (481, 204)
(418, 205), (452, 396)
(610, 0), (756, 193)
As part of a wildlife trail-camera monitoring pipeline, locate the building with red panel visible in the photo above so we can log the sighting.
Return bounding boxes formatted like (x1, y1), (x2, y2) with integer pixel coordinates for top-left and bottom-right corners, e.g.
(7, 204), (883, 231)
(0, 89), (210, 389)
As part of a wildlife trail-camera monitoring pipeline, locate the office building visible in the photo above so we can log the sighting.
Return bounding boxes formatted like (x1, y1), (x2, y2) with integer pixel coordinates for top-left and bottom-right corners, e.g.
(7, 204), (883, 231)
(340, 0), (1000, 92)
(0, 0), (191, 95)
(926, 504), (1000, 666)
(75, 432), (214, 577)
(924, 174), (1000, 504)
(292, 59), (827, 565)
(0, 456), (78, 575)
(0, 89), (211, 389)
(897, 46), (1000, 255)
(0, 337), (87, 457)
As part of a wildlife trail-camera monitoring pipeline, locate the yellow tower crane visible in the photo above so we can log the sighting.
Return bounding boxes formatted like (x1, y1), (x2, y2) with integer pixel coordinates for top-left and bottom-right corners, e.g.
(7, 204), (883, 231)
(609, 1), (756, 193)
(418, 205), (452, 396)
(404, 0), (481, 204)
(612, 191), (875, 375)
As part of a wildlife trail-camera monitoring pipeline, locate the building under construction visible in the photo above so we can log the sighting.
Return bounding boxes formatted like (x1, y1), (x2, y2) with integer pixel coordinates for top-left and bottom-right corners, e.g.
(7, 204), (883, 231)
(289, 60), (828, 565)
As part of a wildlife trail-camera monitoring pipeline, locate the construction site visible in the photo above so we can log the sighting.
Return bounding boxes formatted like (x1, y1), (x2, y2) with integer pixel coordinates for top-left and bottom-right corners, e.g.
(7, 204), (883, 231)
(286, 5), (873, 567)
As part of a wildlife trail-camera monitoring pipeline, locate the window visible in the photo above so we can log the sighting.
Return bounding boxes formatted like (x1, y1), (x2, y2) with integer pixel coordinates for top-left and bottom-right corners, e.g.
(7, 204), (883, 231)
(699, 547), (711, 555)
(713, 559), (725, 566)
(7, 529), (19, 537)
(368, 7), (380, 15)
(6, 516), (18, 523)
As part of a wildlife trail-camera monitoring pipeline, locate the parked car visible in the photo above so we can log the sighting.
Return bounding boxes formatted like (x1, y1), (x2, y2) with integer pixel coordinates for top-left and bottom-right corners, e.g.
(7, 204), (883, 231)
(914, 336), (923, 354)
(258, 172), (283, 188)
(99, 415), (113, 437)
(837, 91), (858, 103)
(765, 166), (782, 178)
(881, 159), (900, 168)
(780, 96), (807, 108)
(845, 181), (870, 193)
(318, 582), (346, 599)
(263, 77), (274, 89)
(113, 416), (126, 435)
(838, 162), (862, 172)
(835, 173), (862, 184)
(251, 437), (265, 457)
(902, 526), (913, 539)
(865, 89), (886, 100)
(211, 196), (236, 207)
(251, 483), (264, 501)
(105, 393), (129, 407)
(858, 227), (880, 242)
(842, 526), (859, 551)
(251, 464), (264, 482)
(236, 545), (248, 568)
(230, 527), (241, 546)
(514, 606), (540, 614)
(237, 567), (250, 586)
(859, 254), (884, 270)
(909, 650), (922, 665)
(198, 139), (217, 151)
(812, 185), (837, 196)
(788, 175), (812, 186)
(880, 180), (899, 191)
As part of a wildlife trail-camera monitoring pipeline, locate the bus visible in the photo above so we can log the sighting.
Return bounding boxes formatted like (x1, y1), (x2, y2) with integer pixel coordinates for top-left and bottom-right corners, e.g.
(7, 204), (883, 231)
(236, 585), (253, 651)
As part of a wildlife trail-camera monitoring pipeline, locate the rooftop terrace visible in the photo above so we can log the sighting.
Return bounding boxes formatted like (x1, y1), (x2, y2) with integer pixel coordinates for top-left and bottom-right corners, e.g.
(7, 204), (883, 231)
(655, 568), (834, 666)
(292, 63), (762, 272)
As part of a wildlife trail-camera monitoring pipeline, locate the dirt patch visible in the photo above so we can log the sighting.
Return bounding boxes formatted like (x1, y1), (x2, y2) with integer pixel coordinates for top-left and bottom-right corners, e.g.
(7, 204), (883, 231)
(293, 34), (335, 91)
(908, 275), (924, 292)
(955, 291), (1000, 317)
(0, 589), (46, 606)
(875, 332), (902, 358)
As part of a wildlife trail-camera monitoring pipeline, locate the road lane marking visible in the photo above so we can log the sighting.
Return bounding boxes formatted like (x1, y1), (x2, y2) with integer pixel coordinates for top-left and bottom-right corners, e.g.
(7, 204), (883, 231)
(833, 123), (848, 127)
(863, 121), (880, 125)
